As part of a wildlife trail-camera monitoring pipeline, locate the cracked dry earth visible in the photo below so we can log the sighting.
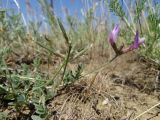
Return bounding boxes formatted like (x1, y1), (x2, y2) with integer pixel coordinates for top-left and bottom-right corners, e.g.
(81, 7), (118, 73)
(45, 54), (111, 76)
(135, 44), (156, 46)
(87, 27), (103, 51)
(47, 52), (160, 120)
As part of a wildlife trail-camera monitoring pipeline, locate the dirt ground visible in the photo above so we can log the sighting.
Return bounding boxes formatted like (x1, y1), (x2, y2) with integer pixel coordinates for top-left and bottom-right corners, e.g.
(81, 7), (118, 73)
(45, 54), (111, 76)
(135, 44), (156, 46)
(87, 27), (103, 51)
(1, 50), (160, 120)
(47, 52), (160, 120)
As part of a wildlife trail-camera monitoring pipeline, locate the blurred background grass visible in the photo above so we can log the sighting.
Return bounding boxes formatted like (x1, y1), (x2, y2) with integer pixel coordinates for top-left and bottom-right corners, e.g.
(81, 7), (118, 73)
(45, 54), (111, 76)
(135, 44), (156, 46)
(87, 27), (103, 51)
(0, 0), (160, 61)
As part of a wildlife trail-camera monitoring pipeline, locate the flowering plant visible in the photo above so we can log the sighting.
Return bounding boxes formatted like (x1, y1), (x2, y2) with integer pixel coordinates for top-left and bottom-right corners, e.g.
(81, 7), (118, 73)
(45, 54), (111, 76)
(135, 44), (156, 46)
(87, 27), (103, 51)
(108, 25), (145, 61)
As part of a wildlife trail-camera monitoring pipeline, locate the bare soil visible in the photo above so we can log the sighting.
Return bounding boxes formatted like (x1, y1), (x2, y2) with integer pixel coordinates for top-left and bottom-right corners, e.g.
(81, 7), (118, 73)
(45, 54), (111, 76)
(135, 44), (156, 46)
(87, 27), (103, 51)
(47, 52), (160, 120)
(1, 51), (160, 120)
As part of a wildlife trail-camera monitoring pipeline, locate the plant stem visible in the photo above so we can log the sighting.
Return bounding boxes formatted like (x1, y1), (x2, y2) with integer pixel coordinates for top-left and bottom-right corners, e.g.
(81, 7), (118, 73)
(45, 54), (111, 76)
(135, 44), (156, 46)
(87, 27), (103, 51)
(122, 17), (136, 35)
(62, 44), (72, 83)
(80, 55), (118, 78)
(133, 102), (160, 120)
(122, 0), (135, 30)
(46, 60), (65, 85)
(135, 1), (143, 35)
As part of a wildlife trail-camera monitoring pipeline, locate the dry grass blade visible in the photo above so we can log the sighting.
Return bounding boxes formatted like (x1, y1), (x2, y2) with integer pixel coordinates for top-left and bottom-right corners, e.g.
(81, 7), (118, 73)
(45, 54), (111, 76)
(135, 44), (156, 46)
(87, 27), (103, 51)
(133, 102), (160, 120)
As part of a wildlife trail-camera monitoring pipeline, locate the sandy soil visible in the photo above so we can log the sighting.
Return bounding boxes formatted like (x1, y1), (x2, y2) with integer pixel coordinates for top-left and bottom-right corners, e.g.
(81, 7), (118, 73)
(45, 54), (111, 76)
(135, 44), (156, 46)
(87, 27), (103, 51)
(47, 52), (160, 120)
(1, 50), (160, 120)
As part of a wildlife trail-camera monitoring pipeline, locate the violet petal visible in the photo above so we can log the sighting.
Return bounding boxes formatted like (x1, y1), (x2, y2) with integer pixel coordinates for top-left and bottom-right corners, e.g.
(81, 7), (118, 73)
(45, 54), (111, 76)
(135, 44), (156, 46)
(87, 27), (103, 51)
(109, 24), (120, 45)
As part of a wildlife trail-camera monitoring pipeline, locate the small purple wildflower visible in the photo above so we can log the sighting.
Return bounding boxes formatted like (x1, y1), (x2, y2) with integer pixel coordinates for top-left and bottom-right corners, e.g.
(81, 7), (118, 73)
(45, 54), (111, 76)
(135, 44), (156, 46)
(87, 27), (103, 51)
(108, 25), (145, 60)
(108, 24), (120, 45)
(122, 31), (145, 53)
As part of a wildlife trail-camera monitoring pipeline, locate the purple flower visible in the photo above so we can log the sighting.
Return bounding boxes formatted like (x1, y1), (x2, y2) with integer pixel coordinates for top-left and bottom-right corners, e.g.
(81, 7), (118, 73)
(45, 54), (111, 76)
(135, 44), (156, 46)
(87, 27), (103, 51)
(108, 25), (145, 61)
(122, 31), (145, 53)
(131, 31), (145, 49)
(108, 25), (120, 45)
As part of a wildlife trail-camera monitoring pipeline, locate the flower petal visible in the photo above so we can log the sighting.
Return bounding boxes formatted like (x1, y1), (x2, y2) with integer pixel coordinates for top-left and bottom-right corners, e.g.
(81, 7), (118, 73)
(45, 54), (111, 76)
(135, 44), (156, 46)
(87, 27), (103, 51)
(131, 31), (145, 49)
(109, 24), (120, 45)
(133, 31), (139, 49)
(138, 37), (145, 46)
(122, 31), (145, 53)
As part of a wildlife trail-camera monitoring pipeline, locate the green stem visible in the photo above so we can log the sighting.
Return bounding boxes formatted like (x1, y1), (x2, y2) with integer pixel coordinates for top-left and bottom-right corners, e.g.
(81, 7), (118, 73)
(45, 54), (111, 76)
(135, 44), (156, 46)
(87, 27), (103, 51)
(135, 1), (143, 35)
(122, 17), (136, 35)
(3, 61), (15, 94)
(122, 0), (135, 30)
(46, 60), (65, 85)
(80, 55), (118, 78)
(62, 45), (72, 83)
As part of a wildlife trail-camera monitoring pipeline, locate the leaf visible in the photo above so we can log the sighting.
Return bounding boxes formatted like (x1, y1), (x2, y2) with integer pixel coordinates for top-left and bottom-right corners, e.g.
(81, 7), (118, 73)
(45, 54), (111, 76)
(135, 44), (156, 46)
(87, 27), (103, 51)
(0, 85), (7, 94)
(0, 111), (8, 120)
(0, 9), (6, 20)
(34, 104), (47, 115)
(17, 94), (26, 103)
(4, 93), (15, 101)
(63, 64), (83, 85)
(31, 115), (43, 120)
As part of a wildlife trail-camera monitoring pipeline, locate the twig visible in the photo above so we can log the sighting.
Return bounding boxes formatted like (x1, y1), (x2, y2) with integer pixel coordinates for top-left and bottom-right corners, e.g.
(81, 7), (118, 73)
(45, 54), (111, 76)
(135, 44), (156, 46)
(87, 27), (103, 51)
(109, 54), (119, 62)
(154, 71), (160, 94)
(147, 112), (160, 120)
(80, 55), (118, 78)
(133, 102), (160, 120)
